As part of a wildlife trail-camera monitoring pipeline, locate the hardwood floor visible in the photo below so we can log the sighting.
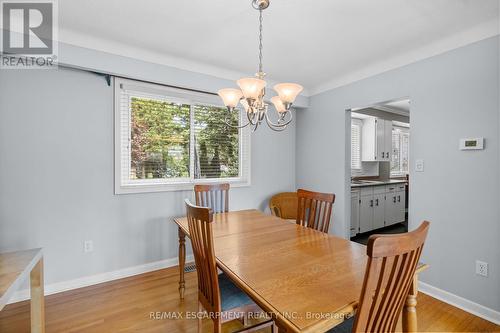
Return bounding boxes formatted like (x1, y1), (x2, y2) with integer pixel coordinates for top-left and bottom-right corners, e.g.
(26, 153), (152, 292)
(0, 266), (498, 332)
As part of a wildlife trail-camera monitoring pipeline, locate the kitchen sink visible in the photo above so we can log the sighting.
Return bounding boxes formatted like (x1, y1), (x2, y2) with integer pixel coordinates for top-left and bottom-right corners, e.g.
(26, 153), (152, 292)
(352, 180), (384, 185)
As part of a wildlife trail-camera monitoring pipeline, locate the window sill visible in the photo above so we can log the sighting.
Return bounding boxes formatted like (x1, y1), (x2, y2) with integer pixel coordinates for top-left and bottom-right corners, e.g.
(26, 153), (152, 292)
(115, 178), (251, 195)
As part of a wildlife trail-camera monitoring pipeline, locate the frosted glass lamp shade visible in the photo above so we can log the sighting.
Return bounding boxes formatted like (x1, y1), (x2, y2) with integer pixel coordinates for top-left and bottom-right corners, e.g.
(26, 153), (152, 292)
(271, 96), (287, 113)
(218, 88), (243, 108)
(237, 77), (266, 100)
(273, 83), (303, 104)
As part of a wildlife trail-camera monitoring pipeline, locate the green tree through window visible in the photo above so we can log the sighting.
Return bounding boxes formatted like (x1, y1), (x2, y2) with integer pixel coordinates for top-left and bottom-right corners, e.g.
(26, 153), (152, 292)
(130, 97), (240, 181)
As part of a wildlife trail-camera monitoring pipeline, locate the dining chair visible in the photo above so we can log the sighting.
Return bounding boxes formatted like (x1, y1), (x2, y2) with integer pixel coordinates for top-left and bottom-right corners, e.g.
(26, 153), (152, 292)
(194, 183), (230, 213)
(328, 221), (430, 333)
(184, 199), (274, 333)
(296, 189), (335, 233)
(269, 192), (298, 220)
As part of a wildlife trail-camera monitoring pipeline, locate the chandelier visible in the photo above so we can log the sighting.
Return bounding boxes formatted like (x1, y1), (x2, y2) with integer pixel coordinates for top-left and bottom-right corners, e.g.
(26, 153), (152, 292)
(217, 0), (303, 132)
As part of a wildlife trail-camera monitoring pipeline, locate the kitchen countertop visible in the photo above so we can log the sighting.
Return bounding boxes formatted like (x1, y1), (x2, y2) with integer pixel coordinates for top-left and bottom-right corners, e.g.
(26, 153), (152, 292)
(351, 179), (407, 188)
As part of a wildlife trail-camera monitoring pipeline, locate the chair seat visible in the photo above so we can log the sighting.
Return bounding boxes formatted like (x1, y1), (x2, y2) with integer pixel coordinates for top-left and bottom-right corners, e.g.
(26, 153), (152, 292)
(327, 316), (355, 333)
(219, 273), (253, 311)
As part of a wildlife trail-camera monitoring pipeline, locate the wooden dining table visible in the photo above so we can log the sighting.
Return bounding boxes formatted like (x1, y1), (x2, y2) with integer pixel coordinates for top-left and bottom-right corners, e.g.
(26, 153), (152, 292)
(173, 209), (427, 333)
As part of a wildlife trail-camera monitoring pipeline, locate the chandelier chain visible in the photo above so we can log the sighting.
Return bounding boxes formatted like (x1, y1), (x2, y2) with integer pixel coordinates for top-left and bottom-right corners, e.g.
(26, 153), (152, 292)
(258, 8), (263, 75)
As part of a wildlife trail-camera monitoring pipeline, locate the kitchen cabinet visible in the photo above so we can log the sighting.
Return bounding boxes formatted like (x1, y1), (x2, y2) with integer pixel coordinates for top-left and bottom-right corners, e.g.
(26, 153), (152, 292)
(350, 190), (360, 237)
(359, 194), (373, 233)
(384, 184), (406, 226)
(373, 193), (385, 229)
(351, 183), (406, 236)
(361, 117), (392, 162)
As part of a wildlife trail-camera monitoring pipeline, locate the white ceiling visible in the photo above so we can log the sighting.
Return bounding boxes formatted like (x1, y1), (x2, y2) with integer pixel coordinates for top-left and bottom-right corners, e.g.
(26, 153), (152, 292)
(58, 0), (499, 95)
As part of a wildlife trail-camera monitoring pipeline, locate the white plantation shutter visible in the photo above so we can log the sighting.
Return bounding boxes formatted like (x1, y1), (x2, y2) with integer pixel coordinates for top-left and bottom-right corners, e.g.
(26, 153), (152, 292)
(401, 132), (409, 173)
(390, 125), (409, 175)
(114, 77), (251, 194)
(351, 122), (361, 170)
(391, 129), (401, 173)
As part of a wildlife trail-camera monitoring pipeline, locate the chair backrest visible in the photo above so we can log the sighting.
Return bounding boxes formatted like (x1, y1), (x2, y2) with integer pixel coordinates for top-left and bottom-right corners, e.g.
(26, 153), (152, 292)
(194, 183), (230, 213)
(353, 221), (430, 333)
(269, 192), (298, 219)
(296, 189), (335, 233)
(184, 199), (221, 314)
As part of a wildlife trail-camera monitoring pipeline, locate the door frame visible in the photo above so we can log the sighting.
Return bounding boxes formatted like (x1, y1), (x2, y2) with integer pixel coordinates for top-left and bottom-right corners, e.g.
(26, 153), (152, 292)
(344, 97), (411, 240)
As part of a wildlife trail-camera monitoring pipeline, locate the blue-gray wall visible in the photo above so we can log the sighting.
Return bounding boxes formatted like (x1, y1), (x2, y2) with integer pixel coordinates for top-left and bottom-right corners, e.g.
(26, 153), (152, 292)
(0, 50), (297, 286)
(296, 36), (500, 311)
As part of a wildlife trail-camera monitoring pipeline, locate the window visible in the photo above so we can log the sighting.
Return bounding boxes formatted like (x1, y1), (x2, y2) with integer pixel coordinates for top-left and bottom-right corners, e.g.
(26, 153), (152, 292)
(115, 78), (250, 194)
(351, 119), (362, 170)
(391, 125), (409, 176)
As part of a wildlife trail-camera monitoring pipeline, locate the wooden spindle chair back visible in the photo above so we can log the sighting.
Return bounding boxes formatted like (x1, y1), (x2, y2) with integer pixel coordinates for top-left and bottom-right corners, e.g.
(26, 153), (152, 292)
(184, 199), (221, 315)
(352, 221), (430, 333)
(296, 189), (335, 233)
(194, 183), (230, 213)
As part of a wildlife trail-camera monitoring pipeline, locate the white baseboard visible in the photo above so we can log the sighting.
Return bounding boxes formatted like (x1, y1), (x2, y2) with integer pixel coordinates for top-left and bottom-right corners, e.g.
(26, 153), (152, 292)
(7, 254), (194, 305)
(419, 281), (500, 325)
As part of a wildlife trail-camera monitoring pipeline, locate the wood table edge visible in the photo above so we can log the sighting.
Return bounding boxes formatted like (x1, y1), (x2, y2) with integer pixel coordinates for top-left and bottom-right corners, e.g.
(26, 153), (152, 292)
(216, 259), (303, 333)
(0, 248), (43, 311)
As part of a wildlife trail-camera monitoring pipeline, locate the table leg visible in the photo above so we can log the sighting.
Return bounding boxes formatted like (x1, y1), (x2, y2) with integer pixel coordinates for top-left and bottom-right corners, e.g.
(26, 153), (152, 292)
(30, 257), (45, 333)
(403, 275), (418, 332)
(178, 227), (186, 299)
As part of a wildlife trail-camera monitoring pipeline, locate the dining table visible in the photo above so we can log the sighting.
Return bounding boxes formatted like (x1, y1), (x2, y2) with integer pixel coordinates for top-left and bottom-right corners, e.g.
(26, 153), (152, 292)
(173, 209), (427, 333)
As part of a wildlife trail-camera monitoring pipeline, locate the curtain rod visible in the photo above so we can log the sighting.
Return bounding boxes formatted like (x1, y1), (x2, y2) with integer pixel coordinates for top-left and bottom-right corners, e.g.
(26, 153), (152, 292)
(0, 52), (218, 96)
(59, 62), (219, 96)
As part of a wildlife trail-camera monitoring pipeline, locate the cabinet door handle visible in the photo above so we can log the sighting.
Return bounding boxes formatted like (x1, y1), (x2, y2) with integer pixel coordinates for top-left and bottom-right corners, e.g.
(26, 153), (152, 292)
(393, 196), (396, 203)
(370, 200), (374, 207)
(398, 195), (401, 202)
(375, 198), (379, 206)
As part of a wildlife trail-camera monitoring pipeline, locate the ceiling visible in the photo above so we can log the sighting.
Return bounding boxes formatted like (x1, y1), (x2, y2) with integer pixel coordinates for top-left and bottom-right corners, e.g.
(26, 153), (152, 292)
(58, 0), (499, 95)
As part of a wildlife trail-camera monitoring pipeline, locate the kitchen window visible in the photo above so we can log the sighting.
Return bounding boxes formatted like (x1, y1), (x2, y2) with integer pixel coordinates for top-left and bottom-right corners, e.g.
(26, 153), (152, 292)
(114, 78), (250, 194)
(351, 119), (362, 170)
(391, 125), (409, 176)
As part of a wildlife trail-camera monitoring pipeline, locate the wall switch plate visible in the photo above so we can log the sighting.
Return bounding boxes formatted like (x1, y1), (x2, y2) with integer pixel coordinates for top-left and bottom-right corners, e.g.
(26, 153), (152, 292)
(415, 159), (424, 172)
(476, 260), (488, 277)
(84, 240), (93, 253)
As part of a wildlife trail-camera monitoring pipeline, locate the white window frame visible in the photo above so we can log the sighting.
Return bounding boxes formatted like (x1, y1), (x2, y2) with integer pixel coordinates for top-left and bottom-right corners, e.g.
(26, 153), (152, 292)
(351, 118), (363, 173)
(390, 124), (409, 177)
(114, 77), (251, 194)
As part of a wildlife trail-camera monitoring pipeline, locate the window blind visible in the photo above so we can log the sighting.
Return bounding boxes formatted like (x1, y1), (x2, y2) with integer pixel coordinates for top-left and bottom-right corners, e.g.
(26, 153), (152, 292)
(391, 126), (409, 175)
(192, 104), (247, 180)
(115, 77), (251, 194)
(351, 123), (361, 170)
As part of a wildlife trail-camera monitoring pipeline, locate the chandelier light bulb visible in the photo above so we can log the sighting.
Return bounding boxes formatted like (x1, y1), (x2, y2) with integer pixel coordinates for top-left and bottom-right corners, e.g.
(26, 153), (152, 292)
(218, 88), (243, 108)
(237, 77), (266, 100)
(271, 96), (286, 113)
(273, 83), (303, 104)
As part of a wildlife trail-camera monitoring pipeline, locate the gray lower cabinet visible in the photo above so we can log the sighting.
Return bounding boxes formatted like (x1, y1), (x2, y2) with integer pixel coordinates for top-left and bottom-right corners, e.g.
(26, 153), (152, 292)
(351, 183), (406, 236)
(350, 190), (360, 237)
(359, 194), (372, 233)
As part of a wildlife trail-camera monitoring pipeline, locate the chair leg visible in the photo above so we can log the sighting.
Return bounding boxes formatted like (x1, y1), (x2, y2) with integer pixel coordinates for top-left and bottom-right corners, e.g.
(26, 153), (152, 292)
(214, 318), (222, 333)
(198, 302), (203, 333)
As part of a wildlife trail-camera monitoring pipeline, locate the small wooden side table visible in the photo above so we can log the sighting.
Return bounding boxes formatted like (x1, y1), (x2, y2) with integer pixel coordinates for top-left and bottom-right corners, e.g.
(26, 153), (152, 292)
(0, 248), (45, 333)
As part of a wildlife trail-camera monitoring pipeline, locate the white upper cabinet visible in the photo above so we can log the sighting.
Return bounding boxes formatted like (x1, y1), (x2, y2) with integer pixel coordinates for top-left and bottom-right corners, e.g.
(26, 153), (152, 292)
(361, 117), (392, 162)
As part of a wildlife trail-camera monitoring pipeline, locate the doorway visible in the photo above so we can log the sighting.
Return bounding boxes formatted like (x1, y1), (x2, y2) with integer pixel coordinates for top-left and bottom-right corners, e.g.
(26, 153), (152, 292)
(347, 98), (410, 245)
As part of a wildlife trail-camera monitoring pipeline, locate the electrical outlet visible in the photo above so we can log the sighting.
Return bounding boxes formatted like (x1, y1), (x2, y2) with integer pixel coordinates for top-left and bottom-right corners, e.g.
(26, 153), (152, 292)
(84, 240), (93, 253)
(476, 260), (488, 277)
(415, 159), (424, 172)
